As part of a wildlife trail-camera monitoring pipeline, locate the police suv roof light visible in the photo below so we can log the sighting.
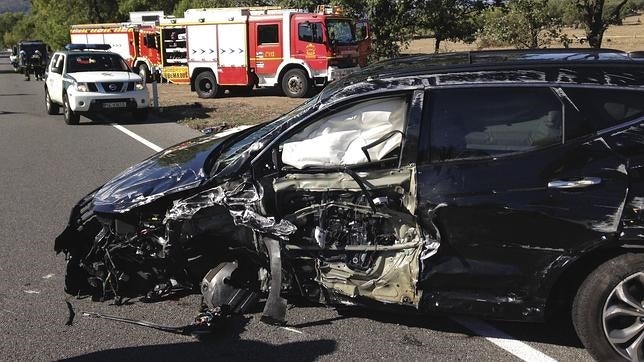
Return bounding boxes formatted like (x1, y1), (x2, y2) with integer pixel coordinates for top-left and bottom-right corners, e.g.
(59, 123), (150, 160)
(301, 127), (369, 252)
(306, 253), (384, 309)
(64, 44), (111, 51)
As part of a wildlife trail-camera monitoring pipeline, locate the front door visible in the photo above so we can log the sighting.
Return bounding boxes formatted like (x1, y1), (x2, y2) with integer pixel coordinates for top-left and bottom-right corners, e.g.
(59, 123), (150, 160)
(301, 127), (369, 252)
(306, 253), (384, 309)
(46, 54), (65, 103)
(416, 86), (629, 296)
(291, 19), (327, 74)
(249, 22), (282, 79)
(255, 91), (428, 306)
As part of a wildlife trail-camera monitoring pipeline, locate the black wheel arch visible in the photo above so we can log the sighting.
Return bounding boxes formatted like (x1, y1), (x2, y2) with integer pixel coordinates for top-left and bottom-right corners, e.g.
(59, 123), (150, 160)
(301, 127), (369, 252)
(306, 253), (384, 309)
(277, 64), (310, 87)
(191, 67), (217, 92)
(543, 243), (644, 322)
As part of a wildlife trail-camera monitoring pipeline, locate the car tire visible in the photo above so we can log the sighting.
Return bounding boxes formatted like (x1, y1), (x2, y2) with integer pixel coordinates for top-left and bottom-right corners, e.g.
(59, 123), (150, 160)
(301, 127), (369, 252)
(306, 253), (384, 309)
(137, 63), (150, 84)
(45, 88), (59, 115)
(195, 71), (219, 98)
(132, 108), (149, 121)
(281, 68), (310, 98)
(63, 93), (79, 125)
(572, 253), (644, 361)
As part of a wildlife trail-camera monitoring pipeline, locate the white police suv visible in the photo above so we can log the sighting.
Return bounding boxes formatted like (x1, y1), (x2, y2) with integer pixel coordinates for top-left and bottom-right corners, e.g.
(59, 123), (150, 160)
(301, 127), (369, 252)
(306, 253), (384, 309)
(44, 44), (149, 125)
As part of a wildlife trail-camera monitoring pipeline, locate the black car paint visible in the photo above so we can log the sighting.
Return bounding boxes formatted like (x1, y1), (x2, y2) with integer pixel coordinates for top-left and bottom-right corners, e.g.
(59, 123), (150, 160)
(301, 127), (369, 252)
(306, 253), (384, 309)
(57, 50), (644, 324)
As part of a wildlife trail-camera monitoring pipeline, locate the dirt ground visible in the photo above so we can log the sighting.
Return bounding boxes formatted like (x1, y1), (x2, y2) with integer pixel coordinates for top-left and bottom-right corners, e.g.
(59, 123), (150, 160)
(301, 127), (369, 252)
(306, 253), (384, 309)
(154, 84), (306, 131)
(156, 13), (644, 131)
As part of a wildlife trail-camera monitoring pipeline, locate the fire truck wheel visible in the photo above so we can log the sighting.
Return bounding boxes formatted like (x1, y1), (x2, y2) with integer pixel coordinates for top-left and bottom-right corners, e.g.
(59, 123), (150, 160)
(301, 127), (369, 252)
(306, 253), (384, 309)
(195, 71), (219, 99)
(137, 64), (150, 84)
(281, 69), (310, 98)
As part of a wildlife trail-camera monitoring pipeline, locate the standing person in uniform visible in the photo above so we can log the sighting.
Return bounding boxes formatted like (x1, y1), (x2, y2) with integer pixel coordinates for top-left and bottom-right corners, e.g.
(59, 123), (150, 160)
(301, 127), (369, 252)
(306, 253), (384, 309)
(31, 50), (44, 81)
(19, 50), (30, 81)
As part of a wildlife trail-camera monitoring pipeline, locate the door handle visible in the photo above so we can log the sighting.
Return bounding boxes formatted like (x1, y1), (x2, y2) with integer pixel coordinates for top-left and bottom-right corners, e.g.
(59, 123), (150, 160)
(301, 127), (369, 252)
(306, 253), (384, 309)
(547, 177), (602, 189)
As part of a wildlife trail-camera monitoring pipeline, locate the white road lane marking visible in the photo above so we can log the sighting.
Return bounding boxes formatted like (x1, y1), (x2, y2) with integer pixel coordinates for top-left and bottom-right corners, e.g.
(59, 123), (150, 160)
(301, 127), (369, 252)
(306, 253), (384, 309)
(452, 317), (558, 362)
(42, 273), (55, 279)
(24, 290), (40, 294)
(111, 123), (251, 152)
(111, 123), (163, 152)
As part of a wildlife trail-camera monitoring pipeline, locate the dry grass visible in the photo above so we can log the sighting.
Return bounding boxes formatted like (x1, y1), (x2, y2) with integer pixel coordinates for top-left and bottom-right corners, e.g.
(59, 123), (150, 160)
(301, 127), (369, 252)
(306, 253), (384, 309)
(405, 13), (644, 54)
(154, 83), (305, 130)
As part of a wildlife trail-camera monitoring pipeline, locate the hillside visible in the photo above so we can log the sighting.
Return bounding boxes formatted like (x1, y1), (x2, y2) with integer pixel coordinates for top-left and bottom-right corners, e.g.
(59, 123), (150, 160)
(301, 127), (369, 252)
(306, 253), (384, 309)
(0, 0), (29, 13)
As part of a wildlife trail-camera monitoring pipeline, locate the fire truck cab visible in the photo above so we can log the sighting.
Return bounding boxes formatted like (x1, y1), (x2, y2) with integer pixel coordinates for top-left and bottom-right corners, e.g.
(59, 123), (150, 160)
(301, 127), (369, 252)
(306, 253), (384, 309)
(179, 6), (367, 98)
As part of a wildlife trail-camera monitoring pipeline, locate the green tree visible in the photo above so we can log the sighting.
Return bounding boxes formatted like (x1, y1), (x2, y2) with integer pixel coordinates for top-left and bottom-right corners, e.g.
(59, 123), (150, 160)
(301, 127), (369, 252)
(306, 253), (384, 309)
(480, 0), (569, 49)
(417, 0), (485, 53)
(0, 12), (26, 48)
(574, 0), (629, 48)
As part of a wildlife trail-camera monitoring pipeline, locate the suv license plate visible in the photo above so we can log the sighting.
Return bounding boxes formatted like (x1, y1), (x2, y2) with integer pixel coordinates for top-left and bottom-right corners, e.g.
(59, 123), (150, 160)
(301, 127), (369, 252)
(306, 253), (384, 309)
(103, 102), (126, 109)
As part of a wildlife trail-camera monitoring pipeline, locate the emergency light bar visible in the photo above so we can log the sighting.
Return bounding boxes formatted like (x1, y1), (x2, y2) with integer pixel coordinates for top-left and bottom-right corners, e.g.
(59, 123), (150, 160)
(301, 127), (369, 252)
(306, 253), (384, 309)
(317, 5), (344, 15)
(64, 44), (111, 51)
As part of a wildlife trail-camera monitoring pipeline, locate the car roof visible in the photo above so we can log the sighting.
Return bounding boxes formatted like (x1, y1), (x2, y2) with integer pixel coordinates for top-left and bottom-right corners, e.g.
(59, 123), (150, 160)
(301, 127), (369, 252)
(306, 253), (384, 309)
(319, 49), (644, 105)
(365, 49), (644, 78)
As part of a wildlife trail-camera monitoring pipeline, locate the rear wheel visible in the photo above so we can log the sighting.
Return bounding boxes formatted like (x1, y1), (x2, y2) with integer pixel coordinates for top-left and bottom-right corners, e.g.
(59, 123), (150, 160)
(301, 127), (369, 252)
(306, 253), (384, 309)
(281, 68), (310, 98)
(195, 71), (219, 98)
(45, 88), (59, 115)
(573, 253), (644, 361)
(63, 93), (79, 125)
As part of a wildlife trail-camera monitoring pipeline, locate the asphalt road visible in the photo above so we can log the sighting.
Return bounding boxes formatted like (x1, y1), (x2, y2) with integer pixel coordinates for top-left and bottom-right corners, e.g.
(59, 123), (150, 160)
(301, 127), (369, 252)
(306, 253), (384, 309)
(0, 53), (592, 361)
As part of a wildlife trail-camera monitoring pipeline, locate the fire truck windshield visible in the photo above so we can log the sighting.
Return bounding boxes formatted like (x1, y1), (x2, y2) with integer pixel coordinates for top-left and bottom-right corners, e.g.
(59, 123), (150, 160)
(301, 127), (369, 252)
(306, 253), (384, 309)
(326, 19), (357, 45)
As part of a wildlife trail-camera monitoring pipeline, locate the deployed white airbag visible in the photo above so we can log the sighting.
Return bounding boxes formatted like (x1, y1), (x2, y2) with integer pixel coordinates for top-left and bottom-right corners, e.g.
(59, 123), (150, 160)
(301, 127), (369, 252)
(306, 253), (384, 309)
(282, 97), (407, 169)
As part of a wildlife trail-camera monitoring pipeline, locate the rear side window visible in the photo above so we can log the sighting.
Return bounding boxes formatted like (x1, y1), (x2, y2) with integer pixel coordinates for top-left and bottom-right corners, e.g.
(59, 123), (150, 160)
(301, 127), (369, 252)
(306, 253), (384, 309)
(258, 24), (279, 44)
(426, 87), (563, 162)
(563, 88), (644, 139)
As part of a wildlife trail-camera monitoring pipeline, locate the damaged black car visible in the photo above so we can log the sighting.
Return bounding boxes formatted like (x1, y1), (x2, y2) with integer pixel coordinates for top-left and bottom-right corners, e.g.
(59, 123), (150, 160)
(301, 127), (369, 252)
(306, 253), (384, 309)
(56, 49), (644, 361)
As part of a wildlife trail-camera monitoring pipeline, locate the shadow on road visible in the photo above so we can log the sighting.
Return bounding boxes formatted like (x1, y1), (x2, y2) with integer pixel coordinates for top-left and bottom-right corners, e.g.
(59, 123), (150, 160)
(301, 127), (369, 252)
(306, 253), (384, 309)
(334, 306), (584, 349)
(60, 314), (336, 361)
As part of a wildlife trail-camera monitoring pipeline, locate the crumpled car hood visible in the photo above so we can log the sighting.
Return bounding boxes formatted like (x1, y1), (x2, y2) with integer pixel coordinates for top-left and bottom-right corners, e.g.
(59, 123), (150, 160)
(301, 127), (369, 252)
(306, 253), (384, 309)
(93, 134), (232, 214)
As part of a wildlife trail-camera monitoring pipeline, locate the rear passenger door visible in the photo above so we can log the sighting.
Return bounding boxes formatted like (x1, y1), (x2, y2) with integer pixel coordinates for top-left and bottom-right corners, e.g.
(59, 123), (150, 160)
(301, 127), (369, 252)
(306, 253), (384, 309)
(416, 86), (629, 294)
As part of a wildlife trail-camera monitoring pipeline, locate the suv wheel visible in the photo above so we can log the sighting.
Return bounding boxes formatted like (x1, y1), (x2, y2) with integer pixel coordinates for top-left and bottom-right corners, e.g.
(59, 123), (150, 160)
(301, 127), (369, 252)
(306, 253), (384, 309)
(45, 88), (59, 115)
(137, 64), (150, 84)
(573, 253), (644, 361)
(281, 69), (310, 98)
(63, 93), (79, 125)
(195, 71), (219, 98)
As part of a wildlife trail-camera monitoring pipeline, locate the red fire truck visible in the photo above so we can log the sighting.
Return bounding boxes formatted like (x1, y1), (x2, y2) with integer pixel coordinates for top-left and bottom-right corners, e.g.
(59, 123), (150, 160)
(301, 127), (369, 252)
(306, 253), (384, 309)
(168, 6), (369, 98)
(70, 12), (163, 83)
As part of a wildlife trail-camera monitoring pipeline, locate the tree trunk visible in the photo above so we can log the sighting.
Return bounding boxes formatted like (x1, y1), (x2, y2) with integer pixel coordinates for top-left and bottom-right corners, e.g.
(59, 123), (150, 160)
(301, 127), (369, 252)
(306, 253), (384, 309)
(434, 37), (442, 53)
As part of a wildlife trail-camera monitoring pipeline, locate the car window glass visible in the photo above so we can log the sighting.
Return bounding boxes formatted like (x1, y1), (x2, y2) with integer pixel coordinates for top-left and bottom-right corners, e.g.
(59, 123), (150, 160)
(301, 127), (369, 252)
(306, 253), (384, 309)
(427, 87), (563, 162)
(49, 54), (60, 73)
(281, 97), (407, 169)
(66, 54), (129, 72)
(298, 22), (323, 43)
(54, 55), (65, 73)
(563, 88), (644, 140)
(258, 24), (279, 44)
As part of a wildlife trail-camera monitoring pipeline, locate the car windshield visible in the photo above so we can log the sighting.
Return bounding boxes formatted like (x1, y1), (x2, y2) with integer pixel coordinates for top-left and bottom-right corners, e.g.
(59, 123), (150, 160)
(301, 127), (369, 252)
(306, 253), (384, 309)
(67, 53), (129, 72)
(326, 19), (357, 44)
